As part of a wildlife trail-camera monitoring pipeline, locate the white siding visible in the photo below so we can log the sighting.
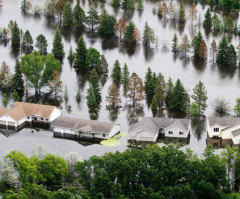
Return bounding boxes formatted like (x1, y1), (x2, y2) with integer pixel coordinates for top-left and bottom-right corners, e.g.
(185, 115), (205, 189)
(128, 127), (157, 142)
(165, 125), (189, 138)
(109, 124), (120, 138)
(49, 108), (62, 122)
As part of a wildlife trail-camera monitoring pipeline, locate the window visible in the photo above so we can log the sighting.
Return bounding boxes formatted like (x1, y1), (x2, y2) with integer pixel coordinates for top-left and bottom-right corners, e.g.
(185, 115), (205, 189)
(213, 135), (219, 139)
(213, 142), (218, 147)
(213, 128), (219, 132)
(46, 119), (49, 121)
(103, 134), (105, 137)
(179, 131), (184, 135)
(41, 118), (44, 120)
(168, 131), (173, 135)
(27, 116), (30, 119)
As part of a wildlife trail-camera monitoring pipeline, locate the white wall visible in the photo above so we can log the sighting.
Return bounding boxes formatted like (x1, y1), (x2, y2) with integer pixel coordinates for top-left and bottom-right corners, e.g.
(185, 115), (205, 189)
(165, 125), (189, 138)
(128, 127), (157, 142)
(50, 108), (62, 122)
(109, 124), (120, 138)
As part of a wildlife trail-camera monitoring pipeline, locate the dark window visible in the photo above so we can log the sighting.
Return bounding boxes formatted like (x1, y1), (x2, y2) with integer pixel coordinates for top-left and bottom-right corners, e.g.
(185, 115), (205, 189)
(41, 118), (44, 120)
(46, 119), (49, 121)
(179, 131), (184, 135)
(213, 142), (219, 147)
(27, 116), (30, 119)
(168, 131), (173, 135)
(214, 128), (219, 132)
(103, 134), (105, 137)
(213, 135), (219, 139)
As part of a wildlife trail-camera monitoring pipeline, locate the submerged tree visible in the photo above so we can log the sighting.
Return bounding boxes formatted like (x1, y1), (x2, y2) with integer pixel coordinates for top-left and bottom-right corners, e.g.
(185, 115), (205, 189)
(198, 40), (208, 60)
(22, 30), (33, 53)
(67, 47), (75, 65)
(210, 40), (217, 62)
(203, 8), (212, 30)
(111, 60), (122, 88)
(142, 22), (155, 47)
(87, 83), (96, 107)
(73, 0), (86, 27)
(172, 33), (178, 53)
(52, 27), (65, 62)
(189, 2), (197, 28)
(106, 83), (121, 107)
(11, 60), (24, 94)
(212, 97), (231, 117)
(48, 70), (63, 98)
(86, 7), (98, 31)
(35, 34), (48, 55)
(89, 69), (102, 104)
(122, 63), (129, 93)
(21, 0), (32, 14)
(62, 2), (73, 27)
(179, 34), (190, 57)
(98, 9), (116, 35)
(11, 21), (20, 50)
(85, 47), (100, 70)
(115, 19), (126, 42)
(74, 36), (86, 69)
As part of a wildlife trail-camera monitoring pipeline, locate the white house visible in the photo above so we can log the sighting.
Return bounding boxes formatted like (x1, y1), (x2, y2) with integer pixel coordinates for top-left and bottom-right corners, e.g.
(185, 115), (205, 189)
(128, 117), (190, 142)
(51, 116), (120, 141)
(0, 102), (61, 129)
(207, 117), (240, 147)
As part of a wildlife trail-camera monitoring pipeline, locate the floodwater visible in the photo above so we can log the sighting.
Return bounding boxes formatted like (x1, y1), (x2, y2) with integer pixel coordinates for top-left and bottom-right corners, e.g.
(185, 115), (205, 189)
(0, 0), (239, 157)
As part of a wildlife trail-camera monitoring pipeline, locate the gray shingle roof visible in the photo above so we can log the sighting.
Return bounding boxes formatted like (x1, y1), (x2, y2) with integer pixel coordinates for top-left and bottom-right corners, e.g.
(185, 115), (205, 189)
(208, 117), (240, 127)
(128, 117), (190, 134)
(51, 116), (115, 134)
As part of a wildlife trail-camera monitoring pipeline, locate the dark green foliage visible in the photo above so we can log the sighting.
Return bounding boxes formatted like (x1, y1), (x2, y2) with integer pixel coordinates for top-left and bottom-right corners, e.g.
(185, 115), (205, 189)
(142, 22), (155, 47)
(62, 2), (73, 27)
(165, 77), (173, 107)
(98, 9), (116, 35)
(73, 0), (86, 27)
(216, 36), (229, 65)
(151, 95), (158, 109)
(35, 34), (48, 55)
(203, 8), (212, 30)
(121, 0), (135, 9)
(123, 21), (135, 43)
(11, 21), (20, 50)
(67, 47), (75, 65)
(12, 90), (20, 101)
(85, 47), (100, 70)
(122, 63), (129, 92)
(11, 60), (24, 94)
(144, 67), (157, 102)
(52, 27), (65, 62)
(89, 69), (102, 104)
(154, 73), (165, 107)
(22, 30), (33, 53)
(228, 44), (237, 67)
(21, 0), (30, 13)
(112, 0), (121, 7)
(192, 32), (203, 58)
(97, 55), (109, 75)
(111, 60), (122, 88)
(178, 5), (185, 23)
(168, 79), (190, 113)
(74, 36), (86, 69)
(86, 7), (98, 31)
(172, 33), (178, 52)
(87, 83), (96, 106)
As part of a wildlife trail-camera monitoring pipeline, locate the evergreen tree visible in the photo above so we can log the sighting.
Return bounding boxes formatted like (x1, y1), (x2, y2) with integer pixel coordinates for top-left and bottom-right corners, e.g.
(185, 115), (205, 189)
(216, 36), (229, 65)
(142, 22), (155, 47)
(188, 102), (201, 118)
(228, 44), (237, 67)
(85, 47), (100, 70)
(22, 30), (33, 53)
(168, 79), (190, 113)
(123, 22), (135, 43)
(122, 63), (129, 93)
(97, 55), (108, 75)
(86, 7), (98, 31)
(21, 0), (31, 13)
(111, 0), (121, 7)
(87, 83), (96, 107)
(75, 90), (81, 104)
(73, 0), (86, 27)
(35, 34), (48, 55)
(151, 95), (158, 110)
(11, 60), (24, 94)
(67, 47), (75, 65)
(12, 90), (20, 101)
(179, 34), (190, 57)
(191, 81), (208, 114)
(111, 60), (122, 88)
(234, 98), (240, 117)
(52, 27), (65, 62)
(62, 2), (73, 27)
(172, 33), (178, 52)
(106, 83), (121, 107)
(98, 9), (116, 35)
(210, 40), (218, 62)
(198, 40), (208, 59)
(89, 69), (102, 104)
(74, 36), (86, 69)
(11, 21), (20, 50)
(192, 32), (203, 58)
(154, 73), (165, 107)
(137, 0), (143, 11)
(203, 8), (212, 30)
(144, 67), (153, 99)
(178, 4), (185, 23)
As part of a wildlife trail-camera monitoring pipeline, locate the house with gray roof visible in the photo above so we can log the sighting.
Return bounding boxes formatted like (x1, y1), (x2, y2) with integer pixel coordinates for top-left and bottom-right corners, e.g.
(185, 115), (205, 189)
(51, 116), (120, 141)
(128, 117), (190, 142)
(207, 117), (240, 147)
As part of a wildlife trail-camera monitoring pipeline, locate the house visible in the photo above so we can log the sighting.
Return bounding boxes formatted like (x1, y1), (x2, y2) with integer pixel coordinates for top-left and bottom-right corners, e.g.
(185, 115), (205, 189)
(51, 116), (120, 141)
(128, 117), (190, 142)
(0, 102), (61, 130)
(207, 117), (240, 148)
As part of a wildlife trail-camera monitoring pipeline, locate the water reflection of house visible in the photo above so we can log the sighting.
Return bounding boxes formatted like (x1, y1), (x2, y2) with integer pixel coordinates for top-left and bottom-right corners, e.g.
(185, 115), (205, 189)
(207, 117), (240, 148)
(128, 117), (190, 142)
(0, 102), (61, 130)
(52, 116), (120, 141)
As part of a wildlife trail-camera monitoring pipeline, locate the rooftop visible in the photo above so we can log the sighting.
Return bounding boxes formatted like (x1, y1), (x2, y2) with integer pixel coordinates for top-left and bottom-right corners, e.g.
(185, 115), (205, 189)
(208, 117), (240, 127)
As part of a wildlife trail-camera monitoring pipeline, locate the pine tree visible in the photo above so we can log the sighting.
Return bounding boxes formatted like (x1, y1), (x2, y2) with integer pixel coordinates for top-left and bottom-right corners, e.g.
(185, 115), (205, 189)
(128, 0), (135, 9)
(111, 60), (122, 88)
(98, 9), (116, 35)
(189, 2), (197, 28)
(87, 83), (96, 107)
(216, 36), (229, 65)
(179, 34), (190, 57)
(144, 67), (153, 99)
(12, 90), (20, 101)
(154, 73), (165, 107)
(73, 0), (86, 27)
(63, 2), (73, 27)
(74, 36), (86, 69)
(151, 95), (158, 110)
(112, 0), (121, 7)
(11, 21), (20, 50)
(191, 81), (208, 114)
(122, 63), (129, 93)
(123, 22), (135, 43)
(228, 44), (237, 67)
(52, 27), (65, 62)
(106, 83), (121, 107)
(35, 34), (48, 55)
(137, 0), (143, 11)
(89, 69), (102, 104)
(22, 30), (33, 53)
(11, 60), (24, 94)
(198, 40), (208, 59)
(203, 8), (212, 30)
(97, 55), (109, 75)
(142, 22), (155, 47)
(21, 0), (31, 13)
(165, 77), (173, 107)
(68, 47), (75, 65)
(172, 33), (178, 52)
(234, 98), (240, 117)
(85, 47), (100, 70)
(76, 90), (81, 104)
(210, 40), (217, 62)
(178, 4), (185, 23)
(86, 7), (98, 31)
(192, 32), (203, 58)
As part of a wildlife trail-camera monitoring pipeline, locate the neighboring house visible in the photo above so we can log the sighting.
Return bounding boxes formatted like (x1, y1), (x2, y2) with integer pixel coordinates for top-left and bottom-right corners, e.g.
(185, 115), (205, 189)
(52, 116), (120, 141)
(0, 102), (61, 130)
(207, 117), (240, 148)
(128, 117), (190, 142)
